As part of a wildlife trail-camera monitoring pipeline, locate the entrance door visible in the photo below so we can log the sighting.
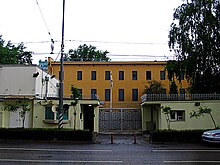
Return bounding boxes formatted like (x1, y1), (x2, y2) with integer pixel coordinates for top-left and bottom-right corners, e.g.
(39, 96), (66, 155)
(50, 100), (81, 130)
(84, 105), (94, 131)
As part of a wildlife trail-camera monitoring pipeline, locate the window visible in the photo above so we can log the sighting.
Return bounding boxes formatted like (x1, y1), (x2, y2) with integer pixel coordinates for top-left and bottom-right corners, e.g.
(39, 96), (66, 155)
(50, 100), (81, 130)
(180, 88), (185, 94)
(180, 73), (184, 80)
(45, 106), (54, 120)
(105, 71), (110, 80)
(105, 89), (110, 101)
(45, 106), (68, 120)
(170, 110), (185, 121)
(77, 71), (82, 80)
(91, 89), (97, 99)
(146, 71), (151, 80)
(160, 71), (165, 80)
(78, 89), (82, 99)
(119, 71), (124, 80)
(91, 71), (96, 80)
(132, 71), (138, 80)
(118, 89), (124, 101)
(161, 89), (166, 94)
(132, 89), (138, 101)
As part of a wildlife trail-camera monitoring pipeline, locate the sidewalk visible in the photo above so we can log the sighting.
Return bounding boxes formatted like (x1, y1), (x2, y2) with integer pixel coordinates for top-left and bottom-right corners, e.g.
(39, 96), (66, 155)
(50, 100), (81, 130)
(94, 133), (149, 144)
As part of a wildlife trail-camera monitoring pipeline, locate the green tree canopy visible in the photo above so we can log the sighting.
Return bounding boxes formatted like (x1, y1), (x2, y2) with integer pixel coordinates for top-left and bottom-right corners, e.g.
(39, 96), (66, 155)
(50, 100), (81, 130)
(64, 44), (110, 62)
(0, 35), (33, 64)
(167, 0), (220, 93)
(144, 80), (164, 94)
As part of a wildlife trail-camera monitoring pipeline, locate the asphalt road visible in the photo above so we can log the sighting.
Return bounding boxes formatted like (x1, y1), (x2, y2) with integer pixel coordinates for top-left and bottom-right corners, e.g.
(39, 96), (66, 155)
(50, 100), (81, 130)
(0, 134), (219, 165)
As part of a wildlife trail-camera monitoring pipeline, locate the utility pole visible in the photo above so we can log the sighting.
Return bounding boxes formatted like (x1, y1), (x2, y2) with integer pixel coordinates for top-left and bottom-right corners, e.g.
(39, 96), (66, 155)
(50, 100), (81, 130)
(58, 0), (65, 129)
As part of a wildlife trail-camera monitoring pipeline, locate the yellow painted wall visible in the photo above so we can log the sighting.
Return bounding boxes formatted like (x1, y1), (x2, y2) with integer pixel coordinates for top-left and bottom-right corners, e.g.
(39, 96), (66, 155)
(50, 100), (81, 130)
(49, 60), (189, 108)
(142, 100), (220, 131)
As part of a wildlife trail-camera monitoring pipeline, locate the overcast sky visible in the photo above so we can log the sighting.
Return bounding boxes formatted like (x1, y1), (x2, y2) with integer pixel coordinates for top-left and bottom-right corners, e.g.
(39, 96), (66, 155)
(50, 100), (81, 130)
(0, 0), (183, 64)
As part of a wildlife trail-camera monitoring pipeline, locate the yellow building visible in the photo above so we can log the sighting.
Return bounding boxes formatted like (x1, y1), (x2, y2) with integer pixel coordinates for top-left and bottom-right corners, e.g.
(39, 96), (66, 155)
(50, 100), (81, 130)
(48, 58), (189, 109)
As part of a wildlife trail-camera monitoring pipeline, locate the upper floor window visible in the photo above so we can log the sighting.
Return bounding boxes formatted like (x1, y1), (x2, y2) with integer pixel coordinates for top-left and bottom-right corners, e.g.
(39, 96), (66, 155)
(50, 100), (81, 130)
(160, 71), (165, 80)
(77, 71), (82, 80)
(132, 89), (138, 101)
(161, 88), (166, 94)
(105, 89), (110, 101)
(132, 71), (137, 80)
(119, 71), (124, 80)
(105, 71), (110, 80)
(78, 89), (82, 99)
(180, 88), (185, 94)
(146, 71), (151, 80)
(180, 73), (184, 80)
(118, 89), (124, 101)
(91, 89), (97, 99)
(91, 71), (96, 80)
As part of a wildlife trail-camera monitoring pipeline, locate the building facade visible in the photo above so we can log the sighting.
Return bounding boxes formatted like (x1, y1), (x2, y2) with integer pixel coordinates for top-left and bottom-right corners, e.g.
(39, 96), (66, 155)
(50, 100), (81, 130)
(48, 58), (189, 109)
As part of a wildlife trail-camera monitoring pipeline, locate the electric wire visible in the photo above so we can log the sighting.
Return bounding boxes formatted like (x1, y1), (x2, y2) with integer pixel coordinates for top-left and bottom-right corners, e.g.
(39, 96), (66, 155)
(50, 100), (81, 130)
(35, 0), (53, 40)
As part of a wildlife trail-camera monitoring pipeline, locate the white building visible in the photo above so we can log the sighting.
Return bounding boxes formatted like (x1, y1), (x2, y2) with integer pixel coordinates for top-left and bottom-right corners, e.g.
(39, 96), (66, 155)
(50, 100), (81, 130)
(0, 64), (58, 98)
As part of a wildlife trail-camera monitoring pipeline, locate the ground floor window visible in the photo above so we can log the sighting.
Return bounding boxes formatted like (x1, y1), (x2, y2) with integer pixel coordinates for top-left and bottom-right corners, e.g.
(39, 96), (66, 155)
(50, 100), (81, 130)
(45, 106), (68, 120)
(170, 110), (185, 121)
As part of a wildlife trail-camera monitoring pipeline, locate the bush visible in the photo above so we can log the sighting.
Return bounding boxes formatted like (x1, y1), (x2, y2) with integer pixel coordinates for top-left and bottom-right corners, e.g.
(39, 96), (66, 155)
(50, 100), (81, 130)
(0, 128), (93, 142)
(150, 129), (205, 143)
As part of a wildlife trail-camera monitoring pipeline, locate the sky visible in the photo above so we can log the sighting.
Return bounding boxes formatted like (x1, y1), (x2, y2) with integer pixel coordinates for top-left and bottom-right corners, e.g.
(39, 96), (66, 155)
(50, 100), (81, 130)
(0, 0), (183, 64)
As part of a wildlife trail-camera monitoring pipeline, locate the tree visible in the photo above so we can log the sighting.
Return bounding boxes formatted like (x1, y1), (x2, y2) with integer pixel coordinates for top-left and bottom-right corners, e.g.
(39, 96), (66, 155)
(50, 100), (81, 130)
(143, 80), (164, 94)
(169, 81), (178, 94)
(161, 106), (172, 130)
(168, 0), (220, 93)
(0, 35), (33, 64)
(190, 106), (217, 129)
(2, 98), (31, 128)
(65, 44), (110, 62)
(70, 85), (81, 99)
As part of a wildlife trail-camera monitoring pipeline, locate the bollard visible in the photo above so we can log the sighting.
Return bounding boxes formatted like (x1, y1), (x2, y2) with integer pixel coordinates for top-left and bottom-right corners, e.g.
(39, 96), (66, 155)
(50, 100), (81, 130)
(134, 132), (136, 144)
(111, 133), (114, 144)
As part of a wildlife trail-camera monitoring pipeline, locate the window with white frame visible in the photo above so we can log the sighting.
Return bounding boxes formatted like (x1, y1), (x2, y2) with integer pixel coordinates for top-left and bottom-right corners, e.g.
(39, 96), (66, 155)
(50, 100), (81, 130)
(170, 110), (185, 121)
(45, 106), (68, 120)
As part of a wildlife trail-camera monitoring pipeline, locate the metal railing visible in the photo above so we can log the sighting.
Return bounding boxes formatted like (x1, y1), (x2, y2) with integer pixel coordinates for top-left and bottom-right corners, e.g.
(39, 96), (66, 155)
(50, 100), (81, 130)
(141, 93), (220, 102)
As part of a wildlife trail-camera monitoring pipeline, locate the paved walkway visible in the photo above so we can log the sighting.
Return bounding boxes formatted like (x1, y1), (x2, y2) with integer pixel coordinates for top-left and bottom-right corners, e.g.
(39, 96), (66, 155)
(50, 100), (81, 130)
(94, 133), (149, 144)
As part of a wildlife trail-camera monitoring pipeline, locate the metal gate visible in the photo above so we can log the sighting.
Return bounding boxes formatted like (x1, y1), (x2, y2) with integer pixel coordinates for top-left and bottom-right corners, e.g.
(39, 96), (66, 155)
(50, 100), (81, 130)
(99, 108), (142, 132)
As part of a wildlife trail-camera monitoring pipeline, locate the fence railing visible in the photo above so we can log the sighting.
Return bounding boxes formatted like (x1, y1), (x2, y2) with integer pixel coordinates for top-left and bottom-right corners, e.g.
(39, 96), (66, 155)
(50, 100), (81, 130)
(141, 94), (220, 102)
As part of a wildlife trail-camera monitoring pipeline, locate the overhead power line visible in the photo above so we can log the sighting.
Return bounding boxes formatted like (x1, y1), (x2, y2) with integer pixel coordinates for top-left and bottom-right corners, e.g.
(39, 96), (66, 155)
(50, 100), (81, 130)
(35, 0), (55, 54)
(15, 39), (167, 45)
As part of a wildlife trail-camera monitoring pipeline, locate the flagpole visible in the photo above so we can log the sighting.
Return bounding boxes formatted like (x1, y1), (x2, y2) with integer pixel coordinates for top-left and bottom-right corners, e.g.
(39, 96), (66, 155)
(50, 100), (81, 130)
(110, 71), (113, 109)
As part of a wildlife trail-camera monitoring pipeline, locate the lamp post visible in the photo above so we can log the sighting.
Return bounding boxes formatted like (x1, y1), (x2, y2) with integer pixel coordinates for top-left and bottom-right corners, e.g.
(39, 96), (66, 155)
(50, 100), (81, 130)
(58, 0), (65, 129)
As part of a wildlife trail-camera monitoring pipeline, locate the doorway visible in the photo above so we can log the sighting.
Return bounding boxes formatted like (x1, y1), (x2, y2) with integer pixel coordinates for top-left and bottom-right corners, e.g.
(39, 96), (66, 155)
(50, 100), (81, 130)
(83, 105), (94, 131)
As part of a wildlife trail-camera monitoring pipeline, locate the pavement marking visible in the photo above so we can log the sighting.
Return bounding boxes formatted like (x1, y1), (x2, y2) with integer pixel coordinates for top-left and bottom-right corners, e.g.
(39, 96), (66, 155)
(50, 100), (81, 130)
(0, 147), (112, 152)
(164, 160), (220, 163)
(0, 159), (123, 163)
(153, 149), (220, 152)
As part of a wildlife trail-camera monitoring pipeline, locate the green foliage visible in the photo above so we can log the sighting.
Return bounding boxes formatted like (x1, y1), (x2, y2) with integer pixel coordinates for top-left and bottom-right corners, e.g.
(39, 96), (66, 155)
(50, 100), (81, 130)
(65, 44), (110, 62)
(168, 0), (220, 93)
(0, 35), (33, 64)
(144, 80), (164, 94)
(70, 85), (81, 99)
(190, 106), (217, 129)
(0, 128), (92, 141)
(2, 98), (31, 128)
(150, 129), (205, 143)
(169, 81), (178, 94)
(161, 106), (172, 130)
